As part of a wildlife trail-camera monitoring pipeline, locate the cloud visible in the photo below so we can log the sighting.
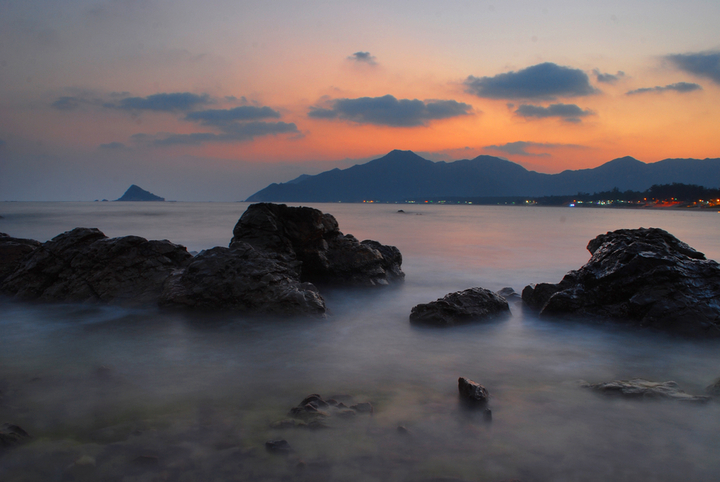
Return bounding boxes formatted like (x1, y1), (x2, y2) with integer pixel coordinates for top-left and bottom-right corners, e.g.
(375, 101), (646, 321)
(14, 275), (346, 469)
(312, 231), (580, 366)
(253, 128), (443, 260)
(515, 103), (594, 123)
(485, 141), (586, 157)
(51, 96), (83, 111)
(348, 51), (377, 65)
(665, 51), (720, 84)
(99, 142), (126, 150)
(308, 95), (472, 127)
(185, 106), (280, 126)
(116, 92), (211, 111)
(464, 63), (597, 100)
(593, 69), (625, 84)
(136, 122), (299, 146)
(625, 82), (702, 95)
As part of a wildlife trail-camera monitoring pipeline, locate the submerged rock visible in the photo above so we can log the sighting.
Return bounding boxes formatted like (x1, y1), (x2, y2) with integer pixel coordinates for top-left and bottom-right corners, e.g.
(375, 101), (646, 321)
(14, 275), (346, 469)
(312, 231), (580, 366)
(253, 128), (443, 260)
(522, 228), (720, 337)
(230, 203), (404, 287)
(583, 379), (711, 402)
(159, 243), (326, 316)
(0, 233), (41, 284)
(410, 287), (510, 326)
(2, 228), (192, 305)
(458, 377), (489, 403)
(0, 423), (31, 448)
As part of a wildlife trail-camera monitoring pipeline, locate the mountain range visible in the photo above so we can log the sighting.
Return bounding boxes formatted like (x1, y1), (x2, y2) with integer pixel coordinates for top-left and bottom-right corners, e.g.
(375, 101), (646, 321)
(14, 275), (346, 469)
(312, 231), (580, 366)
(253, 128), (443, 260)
(246, 150), (720, 202)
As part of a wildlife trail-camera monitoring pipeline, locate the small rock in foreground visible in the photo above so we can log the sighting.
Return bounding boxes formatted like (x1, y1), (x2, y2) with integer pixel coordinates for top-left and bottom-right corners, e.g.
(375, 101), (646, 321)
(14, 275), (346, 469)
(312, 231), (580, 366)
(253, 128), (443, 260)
(458, 377), (489, 404)
(410, 287), (510, 326)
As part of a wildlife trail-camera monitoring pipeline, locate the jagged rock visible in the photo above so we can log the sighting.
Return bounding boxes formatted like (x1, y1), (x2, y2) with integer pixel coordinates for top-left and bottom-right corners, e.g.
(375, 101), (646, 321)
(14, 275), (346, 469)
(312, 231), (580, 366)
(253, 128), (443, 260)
(409, 287), (510, 326)
(159, 243), (326, 316)
(265, 439), (292, 453)
(458, 377), (489, 403)
(2, 228), (192, 305)
(0, 233), (41, 285)
(522, 228), (720, 336)
(583, 379), (711, 402)
(230, 203), (404, 287)
(497, 287), (521, 301)
(0, 423), (31, 448)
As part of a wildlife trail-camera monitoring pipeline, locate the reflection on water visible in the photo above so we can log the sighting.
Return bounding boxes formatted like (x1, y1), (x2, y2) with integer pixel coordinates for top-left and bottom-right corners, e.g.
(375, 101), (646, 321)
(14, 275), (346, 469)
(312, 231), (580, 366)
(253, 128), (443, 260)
(1, 202), (719, 481)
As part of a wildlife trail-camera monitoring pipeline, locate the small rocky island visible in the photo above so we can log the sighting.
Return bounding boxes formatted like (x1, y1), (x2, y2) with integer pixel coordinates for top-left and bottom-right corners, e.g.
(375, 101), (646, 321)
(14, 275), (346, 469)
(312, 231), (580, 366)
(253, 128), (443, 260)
(0, 203), (404, 316)
(115, 184), (165, 202)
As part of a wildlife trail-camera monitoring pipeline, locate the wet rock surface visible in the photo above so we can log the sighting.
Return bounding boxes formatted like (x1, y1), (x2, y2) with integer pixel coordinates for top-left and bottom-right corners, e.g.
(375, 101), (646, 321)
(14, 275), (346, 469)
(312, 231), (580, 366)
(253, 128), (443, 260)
(583, 379), (711, 402)
(230, 203), (404, 287)
(0, 423), (31, 448)
(522, 227), (720, 336)
(458, 377), (490, 404)
(159, 243), (326, 316)
(273, 394), (373, 430)
(410, 287), (510, 326)
(2, 228), (192, 305)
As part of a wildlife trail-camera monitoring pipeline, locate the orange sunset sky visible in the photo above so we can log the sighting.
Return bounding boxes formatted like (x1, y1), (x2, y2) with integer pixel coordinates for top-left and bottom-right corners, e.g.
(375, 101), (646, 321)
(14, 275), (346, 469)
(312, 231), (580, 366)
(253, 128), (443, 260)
(1, 0), (719, 201)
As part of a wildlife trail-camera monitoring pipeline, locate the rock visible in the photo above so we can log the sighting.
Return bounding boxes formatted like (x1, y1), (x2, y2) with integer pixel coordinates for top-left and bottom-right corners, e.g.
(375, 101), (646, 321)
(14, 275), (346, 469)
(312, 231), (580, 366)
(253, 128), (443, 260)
(230, 203), (404, 287)
(159, 243), (326, 316)
(410, 287), (510, 326)
(583, 379), (711, 402)
(0, 423), (31, 448)
(2, 228), (192, 305)
(496, 287), (521, 301)
(0, 233), (41, 285)
(458, 377), (489, 403)
(350, 402), (374, 414)
(522, 228), (720, 337)
(705, 378), (720, 396)
(265, 439), (292, 453)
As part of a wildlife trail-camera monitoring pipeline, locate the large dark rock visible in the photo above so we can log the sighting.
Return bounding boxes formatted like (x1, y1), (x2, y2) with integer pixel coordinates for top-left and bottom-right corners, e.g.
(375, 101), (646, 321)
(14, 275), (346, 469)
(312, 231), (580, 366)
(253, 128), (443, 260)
(1, 227), (192, 305)
(0, 233), (41, 285)
(230, 203), (404, 287)
(409, 287), (510, 326)
(458, 377), (489, 403)
(116, 184), (164, 202)
(522, 228), (720, 336)
(0, 423), (31, 448)
(583, 379), (711, 402)
(159, 243), (326, 316)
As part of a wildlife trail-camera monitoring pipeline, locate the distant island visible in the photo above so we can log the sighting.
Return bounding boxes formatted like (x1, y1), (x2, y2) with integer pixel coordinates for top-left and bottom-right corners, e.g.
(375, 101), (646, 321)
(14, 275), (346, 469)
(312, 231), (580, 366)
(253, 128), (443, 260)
(246, 149), (720, 204)
(116, 185), (165, 202)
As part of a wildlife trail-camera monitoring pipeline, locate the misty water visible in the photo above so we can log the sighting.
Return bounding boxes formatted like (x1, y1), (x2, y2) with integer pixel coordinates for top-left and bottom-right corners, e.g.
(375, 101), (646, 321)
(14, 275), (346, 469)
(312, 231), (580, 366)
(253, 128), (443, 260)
(1, 202), (720, 482)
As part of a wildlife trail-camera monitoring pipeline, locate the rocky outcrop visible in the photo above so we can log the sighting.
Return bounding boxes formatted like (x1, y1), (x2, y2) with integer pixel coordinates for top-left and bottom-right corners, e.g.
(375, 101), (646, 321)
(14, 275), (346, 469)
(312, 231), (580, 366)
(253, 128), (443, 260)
(159, 243), (326, 316)
(2, 228), (192, 305)
(522, 228), (720, 336)
(583, 379), (711, 402)
(0, 423), (31, 448)
(706, 378), (720, 396)
(116, 184), (165, 201)
(409, 287), (510, 326)
(230, 203), (404, 287)
(0, 233), (41, 284)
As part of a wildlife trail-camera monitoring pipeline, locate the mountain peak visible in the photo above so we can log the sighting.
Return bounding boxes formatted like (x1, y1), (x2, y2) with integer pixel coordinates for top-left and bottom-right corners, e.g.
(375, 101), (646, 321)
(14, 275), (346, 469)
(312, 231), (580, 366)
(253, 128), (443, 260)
(116, 185), (165, 202)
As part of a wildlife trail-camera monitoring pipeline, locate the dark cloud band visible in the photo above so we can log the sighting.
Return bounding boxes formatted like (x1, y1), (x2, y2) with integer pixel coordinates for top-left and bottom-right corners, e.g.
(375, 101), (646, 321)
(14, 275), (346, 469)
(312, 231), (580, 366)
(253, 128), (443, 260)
(185, 106), (281, 125)
(484, 141), (586, 157)
(665, 51), (720, 85)
(515, 103), (594, 123)
(464, 63), (597, 100)
(117, 92), (211, 111)
(348, 51), (377, 65)
(625, 82), (702, 95)
(308, 95), (472, 127)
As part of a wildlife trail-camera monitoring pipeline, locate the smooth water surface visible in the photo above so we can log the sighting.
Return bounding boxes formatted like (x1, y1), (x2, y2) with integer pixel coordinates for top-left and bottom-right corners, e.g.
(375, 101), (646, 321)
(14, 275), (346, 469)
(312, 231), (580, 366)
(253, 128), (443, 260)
(1, 202), (719, 482)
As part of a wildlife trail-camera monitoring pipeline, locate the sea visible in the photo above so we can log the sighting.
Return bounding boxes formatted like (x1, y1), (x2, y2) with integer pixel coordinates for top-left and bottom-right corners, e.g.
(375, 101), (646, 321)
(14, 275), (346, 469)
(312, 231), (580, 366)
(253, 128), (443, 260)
(1, 201), (719, 482)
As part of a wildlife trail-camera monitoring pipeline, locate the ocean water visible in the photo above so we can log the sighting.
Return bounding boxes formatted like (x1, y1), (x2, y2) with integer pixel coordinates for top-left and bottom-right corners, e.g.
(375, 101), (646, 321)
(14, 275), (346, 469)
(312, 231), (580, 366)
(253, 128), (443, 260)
(1, 202), (719, 482)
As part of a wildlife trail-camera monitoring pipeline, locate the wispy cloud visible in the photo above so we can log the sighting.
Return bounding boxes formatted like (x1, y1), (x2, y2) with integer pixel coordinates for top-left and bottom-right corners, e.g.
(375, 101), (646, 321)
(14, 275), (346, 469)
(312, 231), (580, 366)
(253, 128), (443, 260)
(593, 69), (625, 84)
(515, 103), (594, 123)
(98, 142), (126, 150)
(625, 82), (702, 95)
(308, 95), (472, 127)
(133, 122), (299, 146)
(665, 51), (720, 85)
(185, 106), (281, 126)
(484, 141), (586, 157)
(464, 63), (597, 100)
(115, 92), (211, 111)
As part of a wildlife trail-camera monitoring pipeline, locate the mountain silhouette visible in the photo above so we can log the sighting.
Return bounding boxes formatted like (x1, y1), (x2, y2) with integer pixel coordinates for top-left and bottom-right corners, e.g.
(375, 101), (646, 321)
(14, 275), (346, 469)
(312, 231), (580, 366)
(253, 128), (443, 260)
(246, 150), (720, 202)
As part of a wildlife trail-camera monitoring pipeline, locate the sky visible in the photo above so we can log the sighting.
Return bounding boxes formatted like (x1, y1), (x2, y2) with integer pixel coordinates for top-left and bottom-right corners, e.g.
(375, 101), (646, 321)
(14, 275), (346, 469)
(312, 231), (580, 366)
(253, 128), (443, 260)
(1, 0), (719, 201)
